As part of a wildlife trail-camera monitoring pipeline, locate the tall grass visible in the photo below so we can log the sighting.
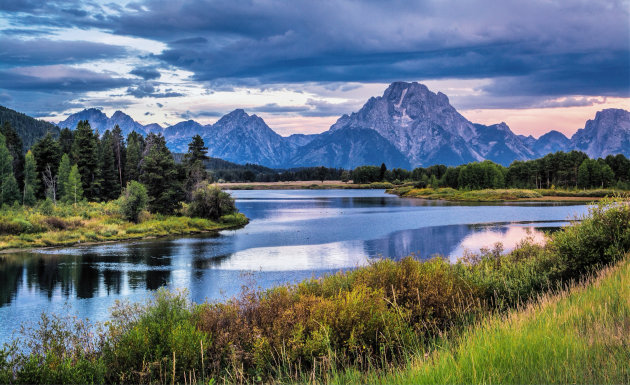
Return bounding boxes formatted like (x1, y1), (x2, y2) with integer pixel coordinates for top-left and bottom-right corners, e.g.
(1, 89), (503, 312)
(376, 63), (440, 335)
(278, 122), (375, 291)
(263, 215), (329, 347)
(0, 199), (628, 384)
(354, 258), (630, 384)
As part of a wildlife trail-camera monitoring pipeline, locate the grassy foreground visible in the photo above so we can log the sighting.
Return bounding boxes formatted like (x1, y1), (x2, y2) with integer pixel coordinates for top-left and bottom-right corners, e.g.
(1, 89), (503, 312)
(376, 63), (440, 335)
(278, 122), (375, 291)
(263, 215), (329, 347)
(338, 257), (630, 384)
(388, 186), (624, 202)
(0, 200), (628, 384)
(0, 201), (248, 251)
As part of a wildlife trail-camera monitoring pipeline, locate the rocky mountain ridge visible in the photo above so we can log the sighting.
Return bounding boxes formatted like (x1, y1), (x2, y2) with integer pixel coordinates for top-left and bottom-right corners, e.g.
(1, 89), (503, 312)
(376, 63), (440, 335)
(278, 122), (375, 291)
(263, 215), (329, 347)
(53, 82), (630, 169)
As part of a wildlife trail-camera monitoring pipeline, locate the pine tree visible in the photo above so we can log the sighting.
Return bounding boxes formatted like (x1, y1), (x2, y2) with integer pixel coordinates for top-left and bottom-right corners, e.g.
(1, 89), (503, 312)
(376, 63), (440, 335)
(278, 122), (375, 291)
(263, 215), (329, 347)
(1, 121), (24, 190)
(2, 174), (19, 205)
(140, 133), (182, 214)
(58, 127), (74, 155)
(71, 120), (98, 200)
(125, 131), (144, 183)
(0, 133), (19, 205)
(111, 125), (126, 190)
(57, 154), (71, 203)
(184, 135), (209, 164)
(23, 151), (37, 206)
(184, 135), (209, 200)
(99, 130), (121, 200)
(67, 164), (83, 204)
(31, 133), (61, 198)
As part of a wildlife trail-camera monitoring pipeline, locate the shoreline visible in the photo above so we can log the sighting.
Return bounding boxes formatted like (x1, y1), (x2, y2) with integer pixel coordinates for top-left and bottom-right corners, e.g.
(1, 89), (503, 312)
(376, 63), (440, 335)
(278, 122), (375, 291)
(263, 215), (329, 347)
(388, 186), (624, 202)
(0, 214), (249, 254)
(217, 180), (393, 190)
(0, 222), (246, 255)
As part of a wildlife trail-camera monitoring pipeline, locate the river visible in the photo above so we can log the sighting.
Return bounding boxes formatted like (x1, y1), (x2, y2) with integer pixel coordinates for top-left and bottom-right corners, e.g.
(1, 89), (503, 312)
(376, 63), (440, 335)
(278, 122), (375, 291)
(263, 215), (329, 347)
(0, 189), (589, 344)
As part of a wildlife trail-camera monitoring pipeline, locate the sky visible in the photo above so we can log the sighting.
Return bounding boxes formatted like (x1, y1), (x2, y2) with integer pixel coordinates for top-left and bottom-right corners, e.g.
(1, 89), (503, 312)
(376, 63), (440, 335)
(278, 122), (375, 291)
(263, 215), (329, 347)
(0, 0), (628, 138)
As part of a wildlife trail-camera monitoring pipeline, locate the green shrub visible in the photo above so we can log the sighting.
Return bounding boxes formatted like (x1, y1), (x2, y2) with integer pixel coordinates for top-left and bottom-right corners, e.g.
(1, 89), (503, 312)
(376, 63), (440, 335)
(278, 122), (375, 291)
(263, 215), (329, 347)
(187, 181), (236, 220)
(103, 289), (209, 384)
(549, 199), (630, 280)
(119, 181), (148, 223)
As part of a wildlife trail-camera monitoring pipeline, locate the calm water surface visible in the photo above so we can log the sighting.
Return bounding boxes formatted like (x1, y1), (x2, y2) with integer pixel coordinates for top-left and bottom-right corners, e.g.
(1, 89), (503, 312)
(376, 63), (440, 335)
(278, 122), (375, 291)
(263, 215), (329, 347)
(0, 189), (589, 343)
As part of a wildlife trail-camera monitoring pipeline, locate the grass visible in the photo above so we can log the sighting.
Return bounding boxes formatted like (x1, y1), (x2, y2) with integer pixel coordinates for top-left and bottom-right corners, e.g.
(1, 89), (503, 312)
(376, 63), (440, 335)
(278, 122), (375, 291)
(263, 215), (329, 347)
(0, 201), (248, 251)
(389, 186), (625, 202)
(346, 257), (630, 384)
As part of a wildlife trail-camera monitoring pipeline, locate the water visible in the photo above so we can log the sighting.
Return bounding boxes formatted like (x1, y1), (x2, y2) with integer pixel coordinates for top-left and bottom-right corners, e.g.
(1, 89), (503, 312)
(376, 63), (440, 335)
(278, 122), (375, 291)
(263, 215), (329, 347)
(0, 189), (589, 344)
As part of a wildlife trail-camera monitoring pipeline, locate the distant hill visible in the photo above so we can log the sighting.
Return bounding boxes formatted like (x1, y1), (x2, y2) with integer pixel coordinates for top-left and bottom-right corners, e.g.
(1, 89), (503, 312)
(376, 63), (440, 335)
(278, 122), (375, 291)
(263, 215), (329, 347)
(0, 105), (59, 150)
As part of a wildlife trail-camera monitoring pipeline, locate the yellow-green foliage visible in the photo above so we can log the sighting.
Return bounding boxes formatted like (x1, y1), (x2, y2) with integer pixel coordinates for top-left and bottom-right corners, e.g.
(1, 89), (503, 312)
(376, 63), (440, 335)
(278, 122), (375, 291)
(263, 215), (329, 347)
(0, 201), (248, 250)
(390, 186), (627, 202)
(391, 187), (543, 201)
(366, 258), (630, 385)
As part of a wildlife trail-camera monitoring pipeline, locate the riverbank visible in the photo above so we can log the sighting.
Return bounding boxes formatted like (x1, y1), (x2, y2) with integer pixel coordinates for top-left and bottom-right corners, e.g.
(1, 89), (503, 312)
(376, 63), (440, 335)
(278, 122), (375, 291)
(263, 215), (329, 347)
(0, 201), (248, 251)
(0, 200), (627, 384)
(388, 186), (624, 202)
(218, 180), (393, 189)
(339, 256), (630, 384)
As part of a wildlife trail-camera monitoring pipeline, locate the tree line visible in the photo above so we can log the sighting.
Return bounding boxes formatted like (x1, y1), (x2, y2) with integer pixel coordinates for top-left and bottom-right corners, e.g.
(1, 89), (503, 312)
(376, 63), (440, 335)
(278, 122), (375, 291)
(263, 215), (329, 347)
(351, 151), (630, 189)
(0, 121), (235, 220)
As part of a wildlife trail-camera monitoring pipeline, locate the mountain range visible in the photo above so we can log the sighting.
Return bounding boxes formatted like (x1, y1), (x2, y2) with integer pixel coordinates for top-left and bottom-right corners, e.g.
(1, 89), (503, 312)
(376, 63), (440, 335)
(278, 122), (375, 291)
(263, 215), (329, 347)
(52, 82), (630, 169)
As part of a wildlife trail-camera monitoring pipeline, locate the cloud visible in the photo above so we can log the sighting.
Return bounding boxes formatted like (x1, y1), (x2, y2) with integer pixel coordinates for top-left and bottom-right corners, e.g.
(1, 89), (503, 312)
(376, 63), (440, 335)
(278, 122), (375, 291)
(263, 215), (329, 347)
(130, 66), (161, 80)
(2, 0), (629, 112)
(126, 83), (184, 98)
(0, 65), (132, 92)
(103, 0), (629, 101)
(0, 38), (128, 66)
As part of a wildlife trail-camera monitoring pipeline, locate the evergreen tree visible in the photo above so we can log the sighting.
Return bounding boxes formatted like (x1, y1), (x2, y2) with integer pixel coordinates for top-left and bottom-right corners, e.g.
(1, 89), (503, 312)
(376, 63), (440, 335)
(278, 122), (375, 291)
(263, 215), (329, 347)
(58, 127), (74, 156)
(0, 133), (19, 205)
(99, 130), (121, 201)
(111, 125), (126, 190)
(71, 120), (98, 200)
(2, 174), (19, 205)
(379, 163), (387, 181)
(23, 151), (37, 206)
(57, 154), (71, 203)
(183, 135), (209, 200)
(140, 133), (182, 214)
(1, 121), (24, 190)
(67, 165), (83, 204)
(125, 131), (144, 183)
(184, 135), (209, 164)
(31, 133), (61, 198)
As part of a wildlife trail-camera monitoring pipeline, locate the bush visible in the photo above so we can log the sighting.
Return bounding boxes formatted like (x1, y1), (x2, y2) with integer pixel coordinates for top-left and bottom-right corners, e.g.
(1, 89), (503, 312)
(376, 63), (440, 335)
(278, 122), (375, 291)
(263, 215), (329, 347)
(186, 181), (236, 220)
(103, 289), (209, 384)
(119, 181), (148, 223)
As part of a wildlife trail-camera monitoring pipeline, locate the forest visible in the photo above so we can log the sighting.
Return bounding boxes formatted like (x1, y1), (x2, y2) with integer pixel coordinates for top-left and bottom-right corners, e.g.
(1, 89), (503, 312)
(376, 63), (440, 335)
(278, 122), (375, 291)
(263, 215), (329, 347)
(351, 152), (630, 190)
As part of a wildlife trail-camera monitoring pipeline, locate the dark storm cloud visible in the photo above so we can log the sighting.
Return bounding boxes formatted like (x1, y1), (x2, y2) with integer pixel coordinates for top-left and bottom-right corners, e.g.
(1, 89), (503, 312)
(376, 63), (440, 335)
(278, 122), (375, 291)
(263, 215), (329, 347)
(130, 66), (161, 80)
(126, 83), (184, 98)
(105, 0), (630, 100)
(0, 38), (128, 66)
(0, 66), (132, 92)
(2, 0), (629, 108)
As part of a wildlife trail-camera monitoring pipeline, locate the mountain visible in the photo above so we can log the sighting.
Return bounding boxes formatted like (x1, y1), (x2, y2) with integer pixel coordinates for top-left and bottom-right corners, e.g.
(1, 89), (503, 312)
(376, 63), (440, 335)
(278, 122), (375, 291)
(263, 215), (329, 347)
(534, 130), (571, 156)
(50, 83), (630, 169)
(328, 82), (538, 166)
(330, 82), (482, 166)
(290, 128), (411, 169)
(0, 105), (59, 149)
(57, 108), (147, 137)
(571, 109), (630, 158)
(472, 123), (535, 165)
(202, 109), (292, 168)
